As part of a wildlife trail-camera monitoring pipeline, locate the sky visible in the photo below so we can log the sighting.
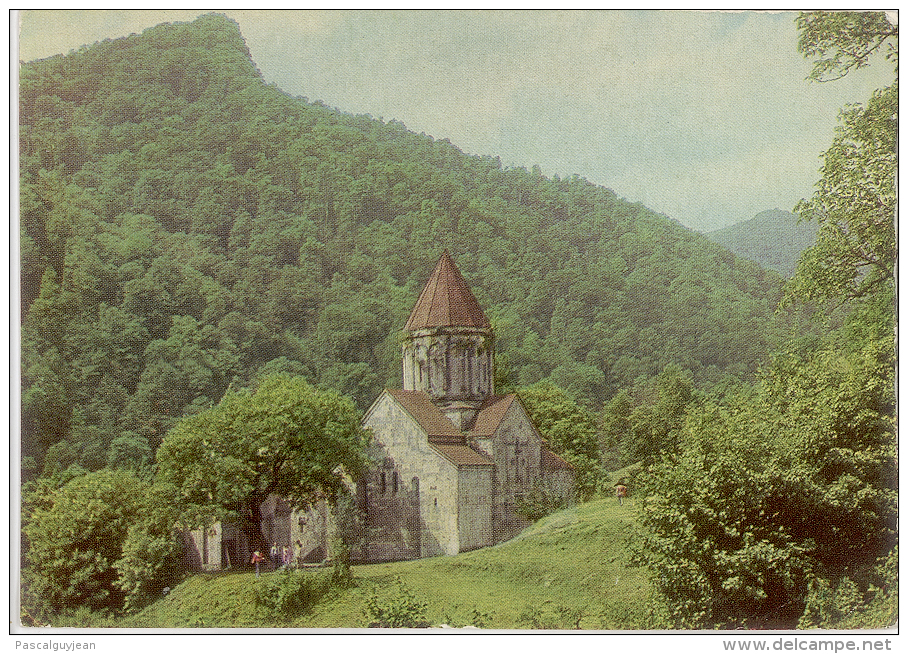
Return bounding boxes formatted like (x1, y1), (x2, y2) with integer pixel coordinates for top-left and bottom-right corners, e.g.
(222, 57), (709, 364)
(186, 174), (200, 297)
(15, 8), (897, 232)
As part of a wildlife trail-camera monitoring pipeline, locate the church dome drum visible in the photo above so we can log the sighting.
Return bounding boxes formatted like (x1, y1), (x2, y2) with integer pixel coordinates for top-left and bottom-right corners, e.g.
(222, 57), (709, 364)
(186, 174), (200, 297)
(401, 251), (494, 426)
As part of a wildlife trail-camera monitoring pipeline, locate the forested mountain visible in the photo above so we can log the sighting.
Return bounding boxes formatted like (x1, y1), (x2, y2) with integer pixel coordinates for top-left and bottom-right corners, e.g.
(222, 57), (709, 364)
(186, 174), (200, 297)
(19, 13), (808, 480)
(706, 209), (818, 276)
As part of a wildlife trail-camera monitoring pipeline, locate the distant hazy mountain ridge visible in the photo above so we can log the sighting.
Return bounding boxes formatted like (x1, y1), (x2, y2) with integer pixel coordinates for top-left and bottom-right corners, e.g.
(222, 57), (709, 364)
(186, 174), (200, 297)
(705, 209), (818, 277)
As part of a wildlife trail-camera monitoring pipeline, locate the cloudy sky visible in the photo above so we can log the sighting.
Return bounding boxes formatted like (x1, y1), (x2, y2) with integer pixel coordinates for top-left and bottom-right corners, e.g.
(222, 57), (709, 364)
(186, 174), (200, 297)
(16, 9), (896, 232)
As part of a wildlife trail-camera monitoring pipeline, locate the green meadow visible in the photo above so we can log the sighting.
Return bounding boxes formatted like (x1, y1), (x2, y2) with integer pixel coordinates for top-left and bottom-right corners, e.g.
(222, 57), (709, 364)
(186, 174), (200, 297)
(123, 497), (653, 630)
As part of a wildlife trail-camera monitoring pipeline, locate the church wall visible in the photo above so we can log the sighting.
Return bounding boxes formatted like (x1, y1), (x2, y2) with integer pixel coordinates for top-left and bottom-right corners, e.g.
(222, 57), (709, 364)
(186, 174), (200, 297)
(260, 495), (335, 566)
(260, 495), (292, 555)
(457, 466), (494, 551)
(363, 392), (461, 559)
(422, 457), (460, 557)
(185, 523), (221, 571)
(355, 459), (421, 562)
(220, 522), (248, 568)
(182, 499), (334, 572)
(475, 403), (542, 543)
(291, 498), (334, 564)
(183, 521), (250, 571)
(182, 530), (201, 570)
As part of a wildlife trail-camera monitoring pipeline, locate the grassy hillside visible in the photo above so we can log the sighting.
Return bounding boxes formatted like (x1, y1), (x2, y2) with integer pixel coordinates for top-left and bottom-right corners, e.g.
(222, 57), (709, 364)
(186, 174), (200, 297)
(123, 497), (653, 630)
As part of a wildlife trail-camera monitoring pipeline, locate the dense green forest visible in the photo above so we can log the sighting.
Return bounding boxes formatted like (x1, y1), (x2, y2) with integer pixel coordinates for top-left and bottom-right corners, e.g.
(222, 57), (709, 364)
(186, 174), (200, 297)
(706, 209), (818, 277)
(19, 13), (802, 481)
(19, 11), (896, 630)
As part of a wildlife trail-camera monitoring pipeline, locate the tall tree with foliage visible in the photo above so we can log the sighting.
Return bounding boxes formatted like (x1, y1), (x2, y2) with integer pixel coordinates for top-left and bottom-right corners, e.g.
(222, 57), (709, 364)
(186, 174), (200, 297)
(517, 382), (603, 500)
(154, 374), (371, 553)
(796, 11), (897, 82)
(789, 11), (897, 304)
(627, 365), (698, 466)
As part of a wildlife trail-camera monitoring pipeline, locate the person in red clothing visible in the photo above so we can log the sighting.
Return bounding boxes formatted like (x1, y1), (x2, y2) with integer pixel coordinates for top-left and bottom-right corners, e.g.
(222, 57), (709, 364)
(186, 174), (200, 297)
(251, 550), (265, 577)
(615, 483), (628, 505)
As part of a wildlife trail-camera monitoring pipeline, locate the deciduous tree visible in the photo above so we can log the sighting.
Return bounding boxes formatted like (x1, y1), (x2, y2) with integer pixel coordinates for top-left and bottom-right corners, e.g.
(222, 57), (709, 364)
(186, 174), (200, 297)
(518, 382), (603, 499)
(796, 11), (897, 82)
(22, 469), (148, 616)
(154, 374), (371, 552)
(789, 84), (897, 303)
(789, 11), (897, 304)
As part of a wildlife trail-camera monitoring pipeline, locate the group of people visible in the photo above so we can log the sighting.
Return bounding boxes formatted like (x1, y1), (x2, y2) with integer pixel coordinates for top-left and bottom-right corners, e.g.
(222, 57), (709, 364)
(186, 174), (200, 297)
(250, 540), (304, 577)
(269, 542), (296, 569)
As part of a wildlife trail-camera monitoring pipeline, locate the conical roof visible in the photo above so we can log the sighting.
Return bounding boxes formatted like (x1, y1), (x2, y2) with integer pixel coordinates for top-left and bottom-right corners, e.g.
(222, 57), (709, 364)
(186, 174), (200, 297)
(405, 251), (491, 331)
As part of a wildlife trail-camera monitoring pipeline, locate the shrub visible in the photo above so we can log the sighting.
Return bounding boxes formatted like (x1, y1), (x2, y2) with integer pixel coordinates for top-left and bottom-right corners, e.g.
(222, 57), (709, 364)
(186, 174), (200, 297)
(633, 335), (897, 629)
(595, 597), (668, 630)
(798, 548), (899, 629)
(516, 606), (550, 629)
(633, 409), (812, 629)
(516, 484), (571, 522)
(330, 541), (354, 588)
(364, 576), (429, 628)
(331, 489), (363, 588)
(21, 469), (148, 618)
(254, 568), (332, 622)
(516, 602), (583, 629)
(468, 608), (494, 628)
(114, 484), (184, 612)
(36, 605), (121, 629)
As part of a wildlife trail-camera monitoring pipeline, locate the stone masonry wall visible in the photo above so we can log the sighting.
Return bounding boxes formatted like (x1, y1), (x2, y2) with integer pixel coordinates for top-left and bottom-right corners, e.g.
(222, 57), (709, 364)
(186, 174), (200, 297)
(184, 521), (250, 571)
(260, 495), (335, 566)
(355, 457), (421, 562)
(472, 401), (541, 543)
(402, 328), (494, 402)
(457, 465), (494, 551)
(362, 392), (462, 558)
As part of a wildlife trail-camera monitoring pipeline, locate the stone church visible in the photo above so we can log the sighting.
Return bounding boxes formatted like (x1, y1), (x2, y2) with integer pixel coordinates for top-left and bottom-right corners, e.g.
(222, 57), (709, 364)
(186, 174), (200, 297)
(184, 251), (573, 569)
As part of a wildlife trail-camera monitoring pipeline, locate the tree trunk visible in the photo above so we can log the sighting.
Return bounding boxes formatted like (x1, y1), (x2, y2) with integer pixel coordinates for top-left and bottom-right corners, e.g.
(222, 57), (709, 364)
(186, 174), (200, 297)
(239, 496), (267, 564)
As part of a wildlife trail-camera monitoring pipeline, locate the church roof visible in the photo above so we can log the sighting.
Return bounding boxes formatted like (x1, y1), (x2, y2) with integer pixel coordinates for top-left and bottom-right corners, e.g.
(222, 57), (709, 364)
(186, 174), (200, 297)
(388, 390), (529, 441)
(471, 394), (518, 437)
(382, 390), (494, 467)
(430, 443), (494, 467)
(404, 250), (492, 331)
(386, 389), (461, 439)
(541, 448), (574, 471)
